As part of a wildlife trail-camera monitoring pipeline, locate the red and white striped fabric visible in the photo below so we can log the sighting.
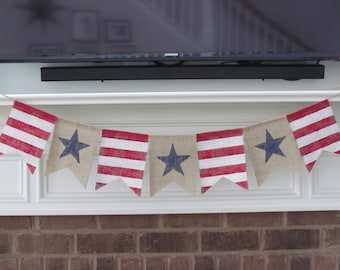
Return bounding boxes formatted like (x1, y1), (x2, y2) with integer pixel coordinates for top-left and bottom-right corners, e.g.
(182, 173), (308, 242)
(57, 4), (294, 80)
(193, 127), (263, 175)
(96, 129), (149, 196)
(0, 101), (57, 173)
(196, 128), (248, 193)
(287, 99), (340, 172)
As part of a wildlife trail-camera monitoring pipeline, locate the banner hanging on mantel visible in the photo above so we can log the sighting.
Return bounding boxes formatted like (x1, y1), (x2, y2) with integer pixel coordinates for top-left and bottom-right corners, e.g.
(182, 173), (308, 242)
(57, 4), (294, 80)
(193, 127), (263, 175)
(0, 98), (340, 197)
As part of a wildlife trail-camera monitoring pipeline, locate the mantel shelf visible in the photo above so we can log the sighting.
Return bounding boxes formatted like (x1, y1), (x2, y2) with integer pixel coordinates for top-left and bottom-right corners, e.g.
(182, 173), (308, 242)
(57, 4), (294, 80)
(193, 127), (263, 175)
(1, 90), (340, 106)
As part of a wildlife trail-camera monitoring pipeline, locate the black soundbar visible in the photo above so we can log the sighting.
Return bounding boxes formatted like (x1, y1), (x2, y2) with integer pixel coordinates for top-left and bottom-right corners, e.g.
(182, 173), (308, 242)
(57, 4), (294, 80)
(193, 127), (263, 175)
(41, 64), (324, 81)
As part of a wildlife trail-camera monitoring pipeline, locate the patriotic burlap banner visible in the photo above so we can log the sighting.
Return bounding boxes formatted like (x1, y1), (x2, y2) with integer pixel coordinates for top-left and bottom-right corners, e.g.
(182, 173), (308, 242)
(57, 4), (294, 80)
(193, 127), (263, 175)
(0, 99), (339, 196)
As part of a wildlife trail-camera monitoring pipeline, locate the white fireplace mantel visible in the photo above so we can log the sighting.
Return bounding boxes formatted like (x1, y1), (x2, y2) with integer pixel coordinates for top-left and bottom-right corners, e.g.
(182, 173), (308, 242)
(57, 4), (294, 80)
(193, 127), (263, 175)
(1, 62), (340, 215)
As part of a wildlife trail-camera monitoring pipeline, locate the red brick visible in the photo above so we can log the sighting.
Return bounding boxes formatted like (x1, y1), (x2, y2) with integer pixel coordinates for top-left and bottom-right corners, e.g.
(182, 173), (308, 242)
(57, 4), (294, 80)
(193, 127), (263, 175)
(324, 228), (340, 248)
(162, 214), (222, 228)
(290, 254), (311, 270)
(227, 212), (283, 227)
(70, 258), (93, 270)
(96, 257), (116, 270)
(140, 232), (197, 253)
(99, 215), (159, 229)
(267, 254), (288, 270)
(120, 256), (142, 270)
(0, 234), (12, 254)
(169, 256), (191, 270)
(288, 211), (340, 225)
(0, 217), (32, 230)
(313, 254), (336, 270)
(39, 216), (97, 230)
(194, 256), (214, 270)
(201, 230), (259, 251)
(0, 258), (17, 270)
(145, 257), (167, 270)
(16, 234), (74, 254)
(217, 255), (240, 270)
(243, 255), (265, 270)
(78, 233), (135, 253)
(46, 258), (67, 270)
(20, 258), (43, 270)
(264, 229), (319, 250)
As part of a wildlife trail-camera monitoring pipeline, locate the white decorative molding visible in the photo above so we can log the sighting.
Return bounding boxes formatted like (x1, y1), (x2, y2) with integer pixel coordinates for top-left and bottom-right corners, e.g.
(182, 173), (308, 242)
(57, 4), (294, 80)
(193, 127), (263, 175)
(0, 90), (340, 106)
(0, 155), (29, 203)
(309, 153), (340, 198)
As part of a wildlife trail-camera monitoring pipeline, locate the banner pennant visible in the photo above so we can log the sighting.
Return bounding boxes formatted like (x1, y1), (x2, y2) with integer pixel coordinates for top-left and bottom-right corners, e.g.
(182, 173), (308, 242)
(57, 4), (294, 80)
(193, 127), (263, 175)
(45, 118), (101, 187)
(287, 99), (340, 172)
(244, 117), (302, 185)
(196, 128), (248, 193)
(0, 101), (57, 174)
(96, 129), (149, 196)
(149, 135), (199, 196)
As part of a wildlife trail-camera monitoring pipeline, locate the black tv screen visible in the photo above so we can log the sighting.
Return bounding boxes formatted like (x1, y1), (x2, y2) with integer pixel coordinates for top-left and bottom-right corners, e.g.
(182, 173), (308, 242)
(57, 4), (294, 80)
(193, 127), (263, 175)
(1, 0), (340, 63)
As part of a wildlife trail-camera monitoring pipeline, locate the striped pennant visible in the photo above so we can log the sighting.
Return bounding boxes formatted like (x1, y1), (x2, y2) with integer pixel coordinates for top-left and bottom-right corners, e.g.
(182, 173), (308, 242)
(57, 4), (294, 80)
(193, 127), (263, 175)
(286, 99), (340, 172)
(96, 129), (149, 196)
(0, 100), (57, 173)
(196, 128), (248, 193)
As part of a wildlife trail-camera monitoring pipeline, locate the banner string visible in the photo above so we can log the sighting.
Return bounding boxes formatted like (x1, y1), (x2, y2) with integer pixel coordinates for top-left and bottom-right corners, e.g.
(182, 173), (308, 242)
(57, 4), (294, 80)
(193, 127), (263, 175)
(328, 91), (340, 101)
(0, 93), (15, 102)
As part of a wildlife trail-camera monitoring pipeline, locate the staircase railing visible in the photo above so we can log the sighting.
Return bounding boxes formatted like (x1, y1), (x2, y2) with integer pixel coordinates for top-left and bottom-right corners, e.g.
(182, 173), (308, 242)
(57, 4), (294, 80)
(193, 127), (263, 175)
(141, 0), (310, 54)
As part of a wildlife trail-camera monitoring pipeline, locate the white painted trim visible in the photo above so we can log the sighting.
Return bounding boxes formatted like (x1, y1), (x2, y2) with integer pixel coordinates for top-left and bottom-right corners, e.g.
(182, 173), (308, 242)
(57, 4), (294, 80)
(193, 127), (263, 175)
(0, 90), (340, 106)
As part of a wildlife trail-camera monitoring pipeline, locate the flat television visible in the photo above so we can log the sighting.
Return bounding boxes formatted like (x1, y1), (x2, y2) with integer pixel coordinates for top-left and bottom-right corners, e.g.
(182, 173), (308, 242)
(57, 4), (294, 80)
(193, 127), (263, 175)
(1, 0), (339, 80)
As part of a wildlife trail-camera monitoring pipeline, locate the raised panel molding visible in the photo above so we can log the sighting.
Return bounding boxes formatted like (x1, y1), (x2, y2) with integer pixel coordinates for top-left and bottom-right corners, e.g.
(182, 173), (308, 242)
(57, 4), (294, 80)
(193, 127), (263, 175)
(309, 153), (340, 198)
(0, 155), (29, 203)
(0, 91), (340, 214)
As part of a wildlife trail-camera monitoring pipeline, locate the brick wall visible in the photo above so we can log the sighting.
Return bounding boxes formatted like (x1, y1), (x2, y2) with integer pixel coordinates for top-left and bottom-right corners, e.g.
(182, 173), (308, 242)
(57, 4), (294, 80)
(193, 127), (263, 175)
(0, 211), (339, 270)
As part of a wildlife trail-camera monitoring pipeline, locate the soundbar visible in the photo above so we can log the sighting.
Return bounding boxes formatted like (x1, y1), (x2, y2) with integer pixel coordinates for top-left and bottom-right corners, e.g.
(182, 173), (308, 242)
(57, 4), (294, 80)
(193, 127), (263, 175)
(41, 64), (324, 81)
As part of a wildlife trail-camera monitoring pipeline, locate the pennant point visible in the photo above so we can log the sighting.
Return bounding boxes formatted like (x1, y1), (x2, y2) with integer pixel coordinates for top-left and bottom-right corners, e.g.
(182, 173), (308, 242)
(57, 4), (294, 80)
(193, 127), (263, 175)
(237, 181), (249, 190)
(130, 187), (142, 197)
(27, 164), (36, 174)
(201, 186), (211, 194)
(306, 161), (316, 172)
(95, 182), (106, 190)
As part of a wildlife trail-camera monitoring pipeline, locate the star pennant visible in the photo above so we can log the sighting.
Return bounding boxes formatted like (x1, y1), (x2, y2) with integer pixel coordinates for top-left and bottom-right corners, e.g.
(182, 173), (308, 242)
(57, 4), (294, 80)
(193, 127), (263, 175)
(149, 136), (198, 196)
(244, 117), (302, 185)
(196, 128), (248, 193)
(0, 101), (57, 174)
(287, 99), (340, 172)
(45, 118), (101, 187)
(96, 129), (149, 196)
